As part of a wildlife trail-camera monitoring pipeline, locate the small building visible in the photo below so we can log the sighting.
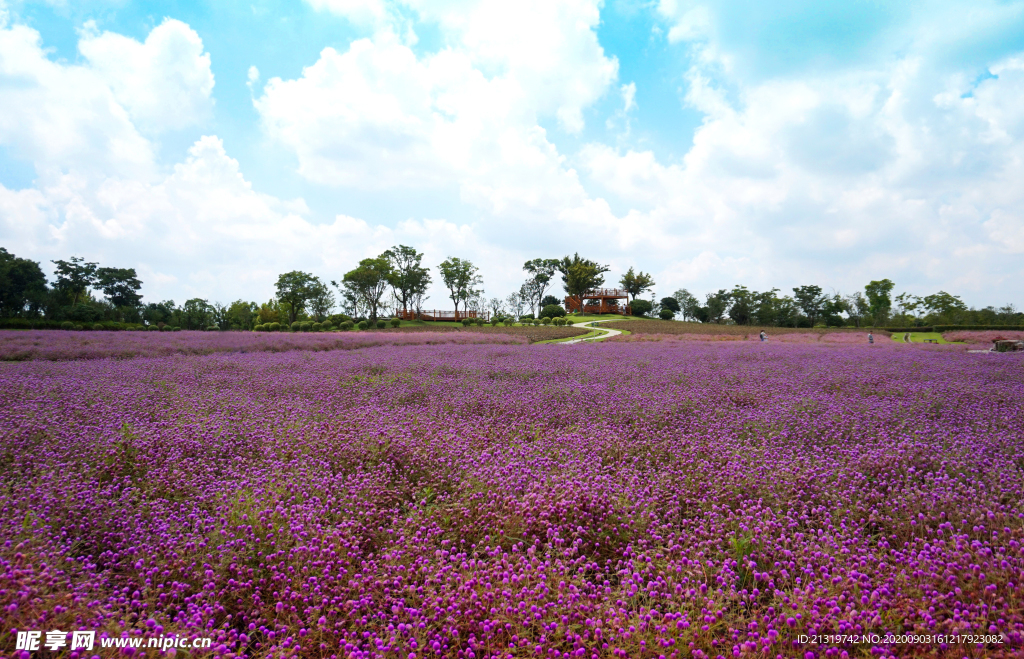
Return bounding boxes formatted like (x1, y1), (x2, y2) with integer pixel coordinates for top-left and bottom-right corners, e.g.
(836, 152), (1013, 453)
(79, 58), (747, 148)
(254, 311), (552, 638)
(564, 288), (632, 315)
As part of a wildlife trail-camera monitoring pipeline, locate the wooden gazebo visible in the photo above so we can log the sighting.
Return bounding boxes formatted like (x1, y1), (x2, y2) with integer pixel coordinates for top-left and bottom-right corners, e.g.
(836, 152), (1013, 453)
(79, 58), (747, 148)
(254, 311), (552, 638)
(564, 288), (631, 315)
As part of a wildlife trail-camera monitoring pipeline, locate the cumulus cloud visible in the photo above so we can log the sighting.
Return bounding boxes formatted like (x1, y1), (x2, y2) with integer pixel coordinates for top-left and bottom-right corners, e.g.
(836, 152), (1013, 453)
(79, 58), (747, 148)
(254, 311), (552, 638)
(78, 18), (215, 133)
(0, 18), (154, 178)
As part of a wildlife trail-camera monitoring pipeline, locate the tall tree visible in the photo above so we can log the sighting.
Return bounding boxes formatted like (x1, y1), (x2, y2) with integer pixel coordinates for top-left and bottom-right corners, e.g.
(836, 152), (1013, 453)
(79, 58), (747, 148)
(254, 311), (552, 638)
(181, 298), (213, 330)
(922, 291), (967, 323)
(275, 271), (318, 325)
(864, 279), (895, 324)
(727, 285), (753, 325)
(307, 278), (335, 321)
(52, 256), (98, 307)
(792, 285), (826, 327)
(225, 300), (259, 330)
(339, 257), (393, 322)
(438, 257), (482, 319)
(95, 267), (143, 309)
(672, 289), (700, 322)
(844, 292), (869, 328)
(506, 290), (527, 320)
(522, 258), (559, 316)
(385, 245), (431, 315)
(556, 254), (609, 312)
(619, 267), (656, 303)
(0, 248), (48, 317)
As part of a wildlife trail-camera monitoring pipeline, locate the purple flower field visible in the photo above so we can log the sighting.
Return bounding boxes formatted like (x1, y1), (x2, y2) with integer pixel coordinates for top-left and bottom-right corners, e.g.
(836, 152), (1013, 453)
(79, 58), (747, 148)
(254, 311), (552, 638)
(2, 339), (1023, 659)
(0, 330), (524, 362)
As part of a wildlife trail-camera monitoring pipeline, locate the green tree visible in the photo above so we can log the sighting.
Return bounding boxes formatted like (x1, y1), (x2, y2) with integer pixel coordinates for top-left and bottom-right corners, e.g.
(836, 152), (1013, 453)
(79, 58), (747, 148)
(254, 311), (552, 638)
(922, 291), (968, 323)
(95, 267), (143, 310)
(728, 285), (754, 325)
(619, 267), (656, 303)
(864, 279), (895, 324)
(340, 257), (393, 322)
(792, 285), (826, 327)
(385, 245), (431, 315)
(275, 271), (319, 325)
(181, 298), (213, 330)
(821, 293), (849, 327)
(672, 289), (700, 321)
(438, 257), (482, 319)
(0, 248), (48, 317)
(52, 256), (98, 307)
(844, 292), (869, 328)
(556, 254), (609, 312)
(522, 258), (559, 316)
(660, 296), (681, 313)
(225, 300), (259, 330)
(307, 278), (335, 321)
(701, 290), (730, 324)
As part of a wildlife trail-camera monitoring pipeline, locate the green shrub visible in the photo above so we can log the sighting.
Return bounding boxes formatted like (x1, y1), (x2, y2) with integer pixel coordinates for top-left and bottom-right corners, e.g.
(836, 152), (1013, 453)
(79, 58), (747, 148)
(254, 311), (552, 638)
(390, 318), (401, 328)
(565, 319), (574, 326)
(659, 308), (675, 320)
(90, 323), (102, 331)
(289, 321), (300, 332)
(61, 321), (74, 330)
(172, 326), (182, 331)
(532, 318), (540, 326)
(540, 304), (566, 319)
(357, 320), (369, 330)
(520, 313), (535, 320)
(341, 320), (354, 331)
(301, 321), (313, 332)
(206, 325), (219, 331)
(541, 317), (551, 325)
(328, 313), (353, 326)
(74, 324), (84, 331)
(160, 325), (172, 331)
(631, 299), (653, 317)
(309, 322), (321, 331)
(461, 318), (474, 327)
(503, 318), (513, 326)
(322, 322), (333, 331)
(475, 318), (484, 326)
(490, 317), (500, 326)
(147, 325), (160, 331)
(375, 319), (386, 329)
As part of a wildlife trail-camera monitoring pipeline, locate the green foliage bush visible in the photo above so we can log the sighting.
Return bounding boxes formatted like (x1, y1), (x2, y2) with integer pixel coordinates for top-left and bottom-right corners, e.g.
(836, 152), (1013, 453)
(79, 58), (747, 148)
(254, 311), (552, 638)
(61, 321), (74, 330)
(148, 325), (161, 331)
(461, 318), (473, 327)
(631, 299), (653, 317)
(521, 313), (535, 320)
(341, 320), (354, 330)
(540, 304), (566, 319)
(206, 325), (219, 331)
(490, 317), (500, 326)
(74, 324), (84, 331)
(503, 318), (513, 326)
(328, 313), (353, 326)
(301, 321), (313, 332)
(390, 318), (401, 328)
(312, 322), (322, 331)
(290, 321), (301, 332)
(172, 326), (182, 331)
(659, 308), (675, 320)
(160, 325), (172, 332)
(541, 317), (551, 325)
(532, 318), (540, 326)
(92, 323), (104, 331)
(322, 322), (333, 331)
(475, 318), (484, 326)
(565, 319), (574, 326)
(376, 320), (386, 329)
(357, 320), (369, 330)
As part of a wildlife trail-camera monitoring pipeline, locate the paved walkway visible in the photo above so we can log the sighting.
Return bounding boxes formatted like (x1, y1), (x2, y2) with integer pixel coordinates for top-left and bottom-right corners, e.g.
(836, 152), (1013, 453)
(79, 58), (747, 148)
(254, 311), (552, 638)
(560, 319), (623, 344)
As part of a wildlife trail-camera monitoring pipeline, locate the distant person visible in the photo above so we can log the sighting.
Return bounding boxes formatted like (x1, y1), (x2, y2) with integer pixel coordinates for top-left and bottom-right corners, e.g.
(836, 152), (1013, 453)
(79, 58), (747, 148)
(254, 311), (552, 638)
(904, 332), (910, 343)
(759, 330), (766, 342)
(868, 332), (874, 345)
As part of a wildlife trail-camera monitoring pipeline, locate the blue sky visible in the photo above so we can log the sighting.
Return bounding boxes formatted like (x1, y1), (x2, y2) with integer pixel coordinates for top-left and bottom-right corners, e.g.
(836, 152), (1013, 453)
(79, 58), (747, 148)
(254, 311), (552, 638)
(1, 0), (1023, 309)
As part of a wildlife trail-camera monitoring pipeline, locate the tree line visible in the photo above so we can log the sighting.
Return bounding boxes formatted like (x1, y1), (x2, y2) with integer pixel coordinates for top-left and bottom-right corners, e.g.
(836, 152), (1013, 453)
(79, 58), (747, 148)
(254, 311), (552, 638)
(1, 245), (1020, 329)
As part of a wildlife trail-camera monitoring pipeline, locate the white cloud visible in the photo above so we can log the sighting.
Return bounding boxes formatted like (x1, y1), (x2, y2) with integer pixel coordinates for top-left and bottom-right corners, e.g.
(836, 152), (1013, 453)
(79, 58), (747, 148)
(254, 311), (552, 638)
(78, 18), (214, 133)
(0, 19), (154, 178)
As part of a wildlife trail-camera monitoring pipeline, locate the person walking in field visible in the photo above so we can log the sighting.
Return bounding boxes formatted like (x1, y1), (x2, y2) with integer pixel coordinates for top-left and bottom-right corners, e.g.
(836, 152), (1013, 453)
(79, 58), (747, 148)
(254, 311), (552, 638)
(868, 332), (874, 345)
(759, 330), (766, 342)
